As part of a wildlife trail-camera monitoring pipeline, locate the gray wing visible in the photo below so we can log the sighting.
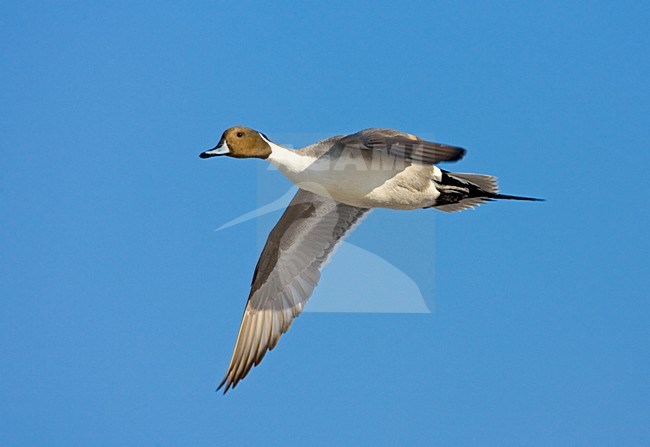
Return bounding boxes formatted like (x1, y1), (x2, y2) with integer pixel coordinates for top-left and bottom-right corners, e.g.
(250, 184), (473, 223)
(337, 128), (466, 164)
(217, 189), (369, 393)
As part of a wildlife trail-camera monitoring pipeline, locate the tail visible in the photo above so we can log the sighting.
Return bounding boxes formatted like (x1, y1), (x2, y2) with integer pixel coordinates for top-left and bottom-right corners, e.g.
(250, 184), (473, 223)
(433, 171), (543, 213)
(491, 193), (543, 202)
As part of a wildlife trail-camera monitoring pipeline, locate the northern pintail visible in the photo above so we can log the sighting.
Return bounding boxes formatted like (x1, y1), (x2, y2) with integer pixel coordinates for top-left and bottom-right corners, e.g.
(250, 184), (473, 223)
(200, 126), (541, 393)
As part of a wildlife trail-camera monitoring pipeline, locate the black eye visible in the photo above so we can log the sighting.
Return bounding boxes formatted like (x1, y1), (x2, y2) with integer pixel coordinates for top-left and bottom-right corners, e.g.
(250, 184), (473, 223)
(236, 132), (243, 138)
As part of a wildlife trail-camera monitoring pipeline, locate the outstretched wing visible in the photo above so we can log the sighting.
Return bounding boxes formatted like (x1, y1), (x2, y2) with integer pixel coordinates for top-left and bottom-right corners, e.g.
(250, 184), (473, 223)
(218, 189), (369, 393)
(338, 128), (466, 165)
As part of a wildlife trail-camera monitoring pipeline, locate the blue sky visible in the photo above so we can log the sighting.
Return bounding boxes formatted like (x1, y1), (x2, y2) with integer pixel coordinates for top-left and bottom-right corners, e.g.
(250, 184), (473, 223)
(1, 1), (649, 445)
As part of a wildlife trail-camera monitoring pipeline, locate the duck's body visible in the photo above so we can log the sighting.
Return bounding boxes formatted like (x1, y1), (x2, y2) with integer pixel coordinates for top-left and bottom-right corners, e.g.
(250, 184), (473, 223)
(200, 126), (541, 393)
(268, 142), (441, 210)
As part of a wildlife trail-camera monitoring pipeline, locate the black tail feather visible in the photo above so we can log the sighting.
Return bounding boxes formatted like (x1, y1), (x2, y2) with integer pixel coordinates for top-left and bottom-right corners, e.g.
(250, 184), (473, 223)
(490, 193), (544, 202)
(432, 171), (543, 212)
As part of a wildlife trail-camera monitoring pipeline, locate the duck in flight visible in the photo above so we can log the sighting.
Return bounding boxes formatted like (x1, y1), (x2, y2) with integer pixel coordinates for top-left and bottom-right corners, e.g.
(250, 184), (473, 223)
(200, 126), (541, 393)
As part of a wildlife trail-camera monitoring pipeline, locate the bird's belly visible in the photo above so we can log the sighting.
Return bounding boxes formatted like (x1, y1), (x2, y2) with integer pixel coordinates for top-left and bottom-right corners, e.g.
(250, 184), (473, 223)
(290, 162), (441, 210)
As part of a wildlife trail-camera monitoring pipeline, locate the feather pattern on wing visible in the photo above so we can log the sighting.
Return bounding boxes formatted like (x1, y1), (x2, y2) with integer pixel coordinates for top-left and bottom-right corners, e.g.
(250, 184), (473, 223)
(335, 128), (466, 165)
(218, 189), (369, 393)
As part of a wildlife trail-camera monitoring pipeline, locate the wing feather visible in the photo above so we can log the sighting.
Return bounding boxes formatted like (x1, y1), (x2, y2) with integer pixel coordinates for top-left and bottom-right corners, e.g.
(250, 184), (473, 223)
(338, 128), (466, 165)
(217, 189), (369, 393)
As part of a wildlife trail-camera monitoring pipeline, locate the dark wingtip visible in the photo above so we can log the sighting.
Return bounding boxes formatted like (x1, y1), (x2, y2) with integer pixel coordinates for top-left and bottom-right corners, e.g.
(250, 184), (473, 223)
(216, 376), (229, 395)
(453, 147), (467, 162)
(436, 145), (466, 163)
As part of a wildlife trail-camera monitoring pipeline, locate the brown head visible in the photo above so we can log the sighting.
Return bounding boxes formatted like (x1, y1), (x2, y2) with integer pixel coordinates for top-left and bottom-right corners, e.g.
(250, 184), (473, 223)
(199, 126), (272, 159)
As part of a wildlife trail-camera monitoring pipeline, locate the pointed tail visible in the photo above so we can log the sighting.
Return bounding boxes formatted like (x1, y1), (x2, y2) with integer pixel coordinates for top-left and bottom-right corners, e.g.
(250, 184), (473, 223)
(490, 193), (544, 202)
(434, 171), (543, 213)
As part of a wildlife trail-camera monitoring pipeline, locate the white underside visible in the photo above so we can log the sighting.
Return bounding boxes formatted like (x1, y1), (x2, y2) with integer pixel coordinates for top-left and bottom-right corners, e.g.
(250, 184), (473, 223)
(267, 144), (441, 210)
